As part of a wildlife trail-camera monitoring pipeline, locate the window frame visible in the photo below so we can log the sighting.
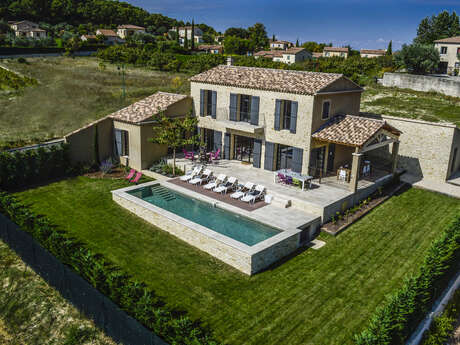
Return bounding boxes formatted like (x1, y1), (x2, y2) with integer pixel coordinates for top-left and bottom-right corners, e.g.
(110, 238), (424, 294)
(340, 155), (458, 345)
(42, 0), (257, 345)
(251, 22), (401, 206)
(281, 100), (292, 130)
(441, 46), (448, 55)
(239, 94), (252, 123)
(321, 99), (331, 120)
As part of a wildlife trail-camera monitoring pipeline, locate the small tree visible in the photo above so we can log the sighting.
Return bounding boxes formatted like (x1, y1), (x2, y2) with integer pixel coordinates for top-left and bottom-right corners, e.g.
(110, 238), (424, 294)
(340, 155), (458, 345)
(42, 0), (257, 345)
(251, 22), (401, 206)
(150, 110), (199, 176)
(395, 43), (440, 74)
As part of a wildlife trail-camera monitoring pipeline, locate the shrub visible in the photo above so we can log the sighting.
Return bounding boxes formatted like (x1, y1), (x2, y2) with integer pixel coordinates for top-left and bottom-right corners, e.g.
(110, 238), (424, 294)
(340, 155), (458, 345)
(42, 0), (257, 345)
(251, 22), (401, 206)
(354, 216), (460, 345)
(0, 192), (219, 345)
(0, 144), (71, 190)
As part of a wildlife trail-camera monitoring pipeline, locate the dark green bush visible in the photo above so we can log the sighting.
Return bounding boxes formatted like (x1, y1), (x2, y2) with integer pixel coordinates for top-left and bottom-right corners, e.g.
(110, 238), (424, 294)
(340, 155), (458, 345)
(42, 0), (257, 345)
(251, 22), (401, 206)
(0, 192), (219, 345)
(354, 216), (460, 345)
(0, 144), (71, 190)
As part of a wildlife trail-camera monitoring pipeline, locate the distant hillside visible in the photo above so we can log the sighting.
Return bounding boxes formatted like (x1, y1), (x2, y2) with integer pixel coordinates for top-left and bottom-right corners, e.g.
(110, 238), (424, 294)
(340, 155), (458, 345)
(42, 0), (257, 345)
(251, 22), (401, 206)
(1, 0), (179, 32)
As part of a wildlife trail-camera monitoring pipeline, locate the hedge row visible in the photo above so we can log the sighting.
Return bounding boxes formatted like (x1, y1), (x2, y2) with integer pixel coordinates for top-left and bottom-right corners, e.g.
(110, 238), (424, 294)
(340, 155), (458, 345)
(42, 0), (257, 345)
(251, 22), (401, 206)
(421, 288), (460, 345)
(0, 144), (71, 190)
(354, 216), (460, 345)
(0, 191), (219, 345)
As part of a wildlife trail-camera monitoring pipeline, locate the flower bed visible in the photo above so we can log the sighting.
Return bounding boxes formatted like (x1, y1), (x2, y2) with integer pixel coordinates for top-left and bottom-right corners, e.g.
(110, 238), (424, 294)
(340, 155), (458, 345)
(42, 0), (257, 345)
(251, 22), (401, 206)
(322, 181), (408, 236)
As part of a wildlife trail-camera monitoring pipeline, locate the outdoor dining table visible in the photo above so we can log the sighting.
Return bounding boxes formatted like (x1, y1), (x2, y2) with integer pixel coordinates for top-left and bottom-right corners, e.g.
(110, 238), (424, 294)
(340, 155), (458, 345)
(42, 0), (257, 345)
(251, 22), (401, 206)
(273, 169), (313, 191)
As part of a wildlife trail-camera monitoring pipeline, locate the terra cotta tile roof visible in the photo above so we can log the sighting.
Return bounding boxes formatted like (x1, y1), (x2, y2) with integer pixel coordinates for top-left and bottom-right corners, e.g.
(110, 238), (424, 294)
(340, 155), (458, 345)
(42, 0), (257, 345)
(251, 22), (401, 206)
(360, 49), (386, 55)
(323, 46), (349, 53)
(97, 29), (118, 37)
(312, 115), (401, 147)
(109, 92), (188, 124)
(118, 24), (145, 29)
(190, 65), (345, 95)
(434, 36), (460, 44)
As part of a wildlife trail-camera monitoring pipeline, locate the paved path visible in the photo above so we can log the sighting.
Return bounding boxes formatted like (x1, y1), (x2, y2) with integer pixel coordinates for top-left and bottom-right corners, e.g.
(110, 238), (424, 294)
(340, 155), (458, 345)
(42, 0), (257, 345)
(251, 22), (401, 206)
(401, 174), (460, 199)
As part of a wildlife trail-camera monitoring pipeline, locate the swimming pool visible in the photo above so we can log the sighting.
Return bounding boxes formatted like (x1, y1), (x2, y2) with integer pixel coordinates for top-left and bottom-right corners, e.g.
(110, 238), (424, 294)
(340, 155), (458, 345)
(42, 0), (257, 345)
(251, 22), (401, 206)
(112, 182), (302, 275)
(127, 184), (281, 246)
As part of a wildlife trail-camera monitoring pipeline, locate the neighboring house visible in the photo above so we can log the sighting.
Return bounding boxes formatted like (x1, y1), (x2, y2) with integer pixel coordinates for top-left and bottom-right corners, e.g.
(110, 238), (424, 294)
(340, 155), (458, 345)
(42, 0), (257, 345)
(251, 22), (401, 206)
(80, 34), (98, 43)
(360, 49), (386, 58)
(434, 36), (460, 74)
(172, 26), (204, 46)
(9, 20), (46, 39)
(270, 40), (293, 50)
(96, 29), (124, 45)
(65, 92), (192, 172)
(254, 48), (311, 64)
(117, 25), (146, 39)
(189, 60), (402, 192)
(198, 44), (223, 54)
(214, 35), (224, 44)
(323, 47), (349, 58)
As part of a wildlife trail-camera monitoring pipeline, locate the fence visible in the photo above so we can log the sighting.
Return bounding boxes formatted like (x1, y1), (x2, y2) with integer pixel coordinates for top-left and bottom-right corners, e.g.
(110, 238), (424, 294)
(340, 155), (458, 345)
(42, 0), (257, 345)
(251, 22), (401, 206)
(0, 212), (167, 345)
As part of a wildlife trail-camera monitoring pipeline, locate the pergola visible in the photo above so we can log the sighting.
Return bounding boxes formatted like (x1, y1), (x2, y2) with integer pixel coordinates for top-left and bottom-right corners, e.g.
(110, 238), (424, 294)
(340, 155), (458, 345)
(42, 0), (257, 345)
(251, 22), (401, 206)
(312, 115), (402, 192)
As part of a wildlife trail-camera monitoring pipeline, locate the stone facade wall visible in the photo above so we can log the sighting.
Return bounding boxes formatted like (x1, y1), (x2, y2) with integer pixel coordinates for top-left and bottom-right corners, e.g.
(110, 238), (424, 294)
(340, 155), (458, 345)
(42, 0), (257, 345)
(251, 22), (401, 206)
(65, 117), (114, 165)
(364, 114), (459, 181)
(435, 42), (460, 73)
(381, 73), (460, 98)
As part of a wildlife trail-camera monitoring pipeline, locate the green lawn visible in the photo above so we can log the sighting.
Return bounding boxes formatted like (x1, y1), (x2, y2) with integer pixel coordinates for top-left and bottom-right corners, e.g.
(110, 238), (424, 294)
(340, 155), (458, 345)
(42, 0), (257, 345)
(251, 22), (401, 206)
(361, 84), (460, 125)
(14, 177), (460, 345)
(0, 57), (189, 148)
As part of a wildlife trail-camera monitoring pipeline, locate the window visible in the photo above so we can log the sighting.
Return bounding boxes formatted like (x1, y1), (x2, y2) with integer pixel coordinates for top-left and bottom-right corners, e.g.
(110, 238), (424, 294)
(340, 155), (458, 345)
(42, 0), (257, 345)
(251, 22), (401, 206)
(441, 46), (448, 54)
(276, 144), (293, 170)
(239, 94), (251, 122)
(200, 89), (216, 117)
(282, 100), (292, 130)
(115, 129), (129, 156)
(205, 90), (213, 116)
(322, 100), (331, 120)
(325, 52), (330, 57)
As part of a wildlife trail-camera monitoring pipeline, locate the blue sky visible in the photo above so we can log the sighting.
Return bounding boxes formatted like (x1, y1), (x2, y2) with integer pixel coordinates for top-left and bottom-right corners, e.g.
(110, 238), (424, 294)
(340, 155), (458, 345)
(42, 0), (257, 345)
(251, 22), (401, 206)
(126, 0), (460, 49)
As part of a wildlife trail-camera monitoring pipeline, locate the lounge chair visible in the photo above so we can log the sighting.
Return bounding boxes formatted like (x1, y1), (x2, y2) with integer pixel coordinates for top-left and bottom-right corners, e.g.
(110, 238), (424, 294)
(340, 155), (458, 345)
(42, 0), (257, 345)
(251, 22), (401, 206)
(203, 174), (226, 190)
(213, 176), (238, 194)
(230, 182), (254, 199)
(131, 172), (142, 184)
(189, 169), (213, 185)
(125, 169), (135, 180)
(180, 166), (202, 182)
(241, 185), (266, 204)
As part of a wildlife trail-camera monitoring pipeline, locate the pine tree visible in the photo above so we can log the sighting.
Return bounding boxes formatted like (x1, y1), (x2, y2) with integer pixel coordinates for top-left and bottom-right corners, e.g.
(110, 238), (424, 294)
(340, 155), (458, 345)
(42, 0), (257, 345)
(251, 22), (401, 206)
(191, 19), (195, 50)
(387, 40), (392, 55)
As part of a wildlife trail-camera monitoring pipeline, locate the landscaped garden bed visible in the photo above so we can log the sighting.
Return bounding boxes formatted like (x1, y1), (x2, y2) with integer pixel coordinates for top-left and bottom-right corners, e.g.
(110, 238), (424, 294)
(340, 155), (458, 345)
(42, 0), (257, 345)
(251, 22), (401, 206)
(12, 177), (460, 345)
(321, 180), (408, 236)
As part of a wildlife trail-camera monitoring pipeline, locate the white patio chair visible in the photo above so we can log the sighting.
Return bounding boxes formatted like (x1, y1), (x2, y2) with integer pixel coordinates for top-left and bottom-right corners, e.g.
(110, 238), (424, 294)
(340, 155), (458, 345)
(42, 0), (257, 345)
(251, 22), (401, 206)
(189, 169), (213, 185)
(241, 185), (266, 204)
(203, 174), (226, 190)
(180, 165), (202, 182)
(230, 182), (255, 199)
(213, 176), (238, 194)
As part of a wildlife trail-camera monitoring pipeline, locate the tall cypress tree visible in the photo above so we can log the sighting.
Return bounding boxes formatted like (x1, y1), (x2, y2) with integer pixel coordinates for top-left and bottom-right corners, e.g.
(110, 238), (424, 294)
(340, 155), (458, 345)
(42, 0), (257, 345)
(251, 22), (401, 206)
(272, 34), (275, 42)
(387, 40), (392, 55)
(184, 27), (188, 49)
(191, 19), (195, 50)
(176, 26), (180, 44)
(296, 39), (299, 47)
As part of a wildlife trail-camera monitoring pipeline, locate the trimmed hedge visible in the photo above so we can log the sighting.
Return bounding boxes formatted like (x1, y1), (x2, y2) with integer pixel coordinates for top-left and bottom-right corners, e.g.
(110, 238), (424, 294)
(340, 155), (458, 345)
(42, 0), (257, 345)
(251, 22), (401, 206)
(0, 144), (71, 190)
(0, 191), (219, 345)
(354, 216), (460, 345)
(421, 288), (460, 345)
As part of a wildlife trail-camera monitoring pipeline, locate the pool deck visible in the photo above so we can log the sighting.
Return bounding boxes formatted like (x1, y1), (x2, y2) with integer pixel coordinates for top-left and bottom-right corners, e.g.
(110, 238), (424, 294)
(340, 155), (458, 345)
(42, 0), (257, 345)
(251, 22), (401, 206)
(169, 157), (394, 222)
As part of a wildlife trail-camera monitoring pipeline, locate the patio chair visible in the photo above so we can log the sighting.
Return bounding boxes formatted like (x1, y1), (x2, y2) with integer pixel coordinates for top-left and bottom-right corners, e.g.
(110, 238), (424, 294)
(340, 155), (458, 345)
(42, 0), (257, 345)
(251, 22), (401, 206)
(130, 172), (142, 184)
(183, 148), (194, 161)
(125, 169), (135, 180)
(213, 176), (238, 194)
(230, 182), (255, 199)
(203, 174), (226, 190)
(241, 185), (266, 204)
(189, 169), (213, 185)
(285, 176), (293, 185)
(180, 165), (203, 182)
(276, 172), (287, 184)
(209, 148), (221, 163)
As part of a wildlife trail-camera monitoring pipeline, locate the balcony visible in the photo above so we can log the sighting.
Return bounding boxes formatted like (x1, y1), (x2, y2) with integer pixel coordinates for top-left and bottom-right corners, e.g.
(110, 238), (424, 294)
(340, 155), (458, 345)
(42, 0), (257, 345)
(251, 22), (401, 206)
(214, 108), (266, 134)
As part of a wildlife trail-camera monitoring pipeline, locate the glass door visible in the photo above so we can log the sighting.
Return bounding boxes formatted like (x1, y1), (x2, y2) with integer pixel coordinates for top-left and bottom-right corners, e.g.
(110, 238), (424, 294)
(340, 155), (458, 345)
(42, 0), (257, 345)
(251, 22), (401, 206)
(276, 145), (293, 170)
(234, 135), (254, 163)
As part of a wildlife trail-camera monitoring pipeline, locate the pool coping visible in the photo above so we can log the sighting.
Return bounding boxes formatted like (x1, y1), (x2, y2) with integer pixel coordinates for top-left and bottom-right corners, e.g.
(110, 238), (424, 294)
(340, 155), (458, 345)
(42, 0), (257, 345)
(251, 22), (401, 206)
(111, 181), (302, 256)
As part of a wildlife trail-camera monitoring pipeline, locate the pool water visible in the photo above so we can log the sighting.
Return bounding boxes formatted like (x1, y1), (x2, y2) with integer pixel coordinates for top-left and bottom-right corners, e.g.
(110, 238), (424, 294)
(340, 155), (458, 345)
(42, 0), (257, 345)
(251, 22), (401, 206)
(127, 185), (281, 246)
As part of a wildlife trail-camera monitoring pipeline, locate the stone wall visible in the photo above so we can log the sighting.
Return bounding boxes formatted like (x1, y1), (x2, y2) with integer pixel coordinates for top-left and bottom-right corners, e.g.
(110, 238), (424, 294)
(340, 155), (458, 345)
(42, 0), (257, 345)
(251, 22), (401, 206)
(381, 73), (460, 98)
(362, 114), (460, 182)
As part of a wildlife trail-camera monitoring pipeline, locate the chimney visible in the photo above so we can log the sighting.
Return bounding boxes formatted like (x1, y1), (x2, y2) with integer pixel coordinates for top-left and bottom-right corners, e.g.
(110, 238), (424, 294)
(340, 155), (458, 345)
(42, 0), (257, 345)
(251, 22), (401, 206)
(227, 56), (234, 66)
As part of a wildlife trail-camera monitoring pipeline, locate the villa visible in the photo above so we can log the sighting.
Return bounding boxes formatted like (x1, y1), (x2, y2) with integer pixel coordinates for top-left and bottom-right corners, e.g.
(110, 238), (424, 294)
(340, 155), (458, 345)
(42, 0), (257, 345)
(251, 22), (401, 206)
(172, 26), (204, 46)
(95, 29), (124, 45)
(434, 35), (460, 74)
(117, 24), (146, 39)
(254, 48), (311, 64)
(269, 40), (293, 50)
(8, 20), (46, 39)
(323, 46), (349, 58)
(360, 49), (387, 58)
